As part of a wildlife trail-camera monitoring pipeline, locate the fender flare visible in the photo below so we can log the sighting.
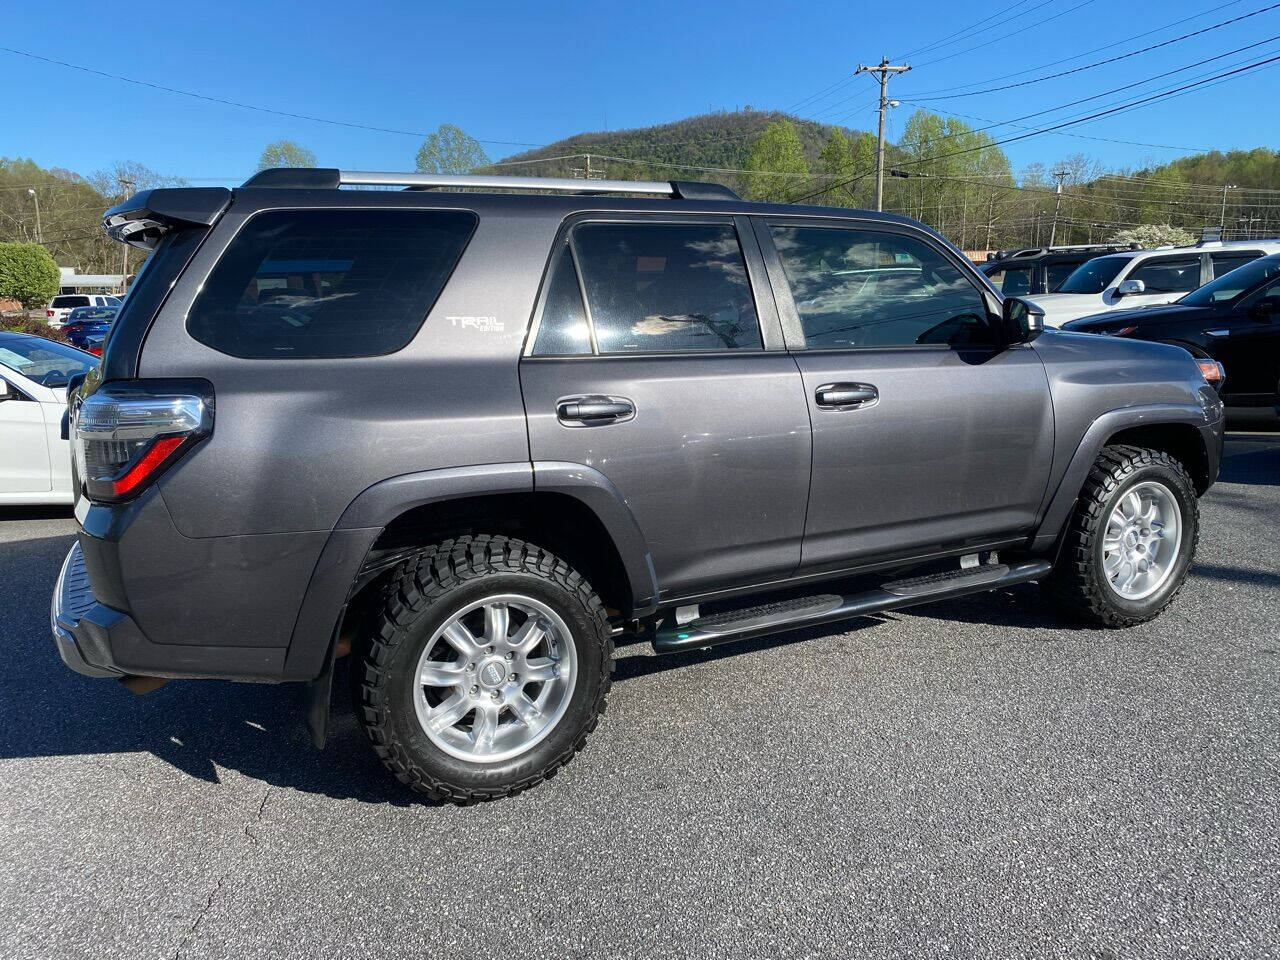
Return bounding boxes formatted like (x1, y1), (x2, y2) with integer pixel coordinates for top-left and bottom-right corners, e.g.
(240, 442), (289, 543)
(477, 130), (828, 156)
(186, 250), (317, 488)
(1031, 402), (1220, 552)
(282, 461), (657, 682)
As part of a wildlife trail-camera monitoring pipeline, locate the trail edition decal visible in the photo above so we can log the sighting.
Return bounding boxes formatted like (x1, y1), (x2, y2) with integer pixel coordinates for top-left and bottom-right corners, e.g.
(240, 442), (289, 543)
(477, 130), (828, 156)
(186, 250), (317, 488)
(447, 316), (505, 333)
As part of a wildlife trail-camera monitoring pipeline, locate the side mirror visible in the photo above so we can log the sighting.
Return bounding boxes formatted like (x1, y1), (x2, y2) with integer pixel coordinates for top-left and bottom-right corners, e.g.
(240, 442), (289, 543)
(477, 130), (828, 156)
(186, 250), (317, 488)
(1002, 297), (1045, 344)
(1116, 278), (1145, 296)
(0, 377), (12, 401)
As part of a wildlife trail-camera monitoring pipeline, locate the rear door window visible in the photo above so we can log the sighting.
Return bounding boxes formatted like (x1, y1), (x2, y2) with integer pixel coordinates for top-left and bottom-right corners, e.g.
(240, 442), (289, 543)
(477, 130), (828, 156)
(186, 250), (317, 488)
(187, 209), (476, 359)
(986, 265), (1032, 296)
(1127, 256), (1201, 294)
(534, 221), (762, 355)
(1211, 252), (1262, 278)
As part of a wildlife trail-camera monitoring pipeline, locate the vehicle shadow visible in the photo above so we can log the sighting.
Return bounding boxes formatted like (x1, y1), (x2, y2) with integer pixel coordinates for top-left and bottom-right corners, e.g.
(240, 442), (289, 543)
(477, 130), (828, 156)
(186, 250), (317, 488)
(0, 504), (75, 522)
(1219, 433), (1280, 486)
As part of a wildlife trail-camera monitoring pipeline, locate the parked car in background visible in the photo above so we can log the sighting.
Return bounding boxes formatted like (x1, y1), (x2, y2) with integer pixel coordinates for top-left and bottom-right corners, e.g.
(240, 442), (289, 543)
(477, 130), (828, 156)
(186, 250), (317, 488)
(1030, 239), (1280, 327)
(981, 243), (1137, 297)
(1066, 252), (1280, 427)
(0, 332), (96, 504)
(46, 294), (121, 328)
(61, 305), (119, 354)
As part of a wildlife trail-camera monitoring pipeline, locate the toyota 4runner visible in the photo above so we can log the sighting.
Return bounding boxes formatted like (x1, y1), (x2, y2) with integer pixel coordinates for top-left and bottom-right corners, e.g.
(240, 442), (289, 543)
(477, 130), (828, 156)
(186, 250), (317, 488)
(51, 168), (1225, 802)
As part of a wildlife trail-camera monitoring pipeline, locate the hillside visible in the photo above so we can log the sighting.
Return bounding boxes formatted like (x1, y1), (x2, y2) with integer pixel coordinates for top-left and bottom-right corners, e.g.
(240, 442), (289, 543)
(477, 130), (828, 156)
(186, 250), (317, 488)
(487, 109), (878, 186)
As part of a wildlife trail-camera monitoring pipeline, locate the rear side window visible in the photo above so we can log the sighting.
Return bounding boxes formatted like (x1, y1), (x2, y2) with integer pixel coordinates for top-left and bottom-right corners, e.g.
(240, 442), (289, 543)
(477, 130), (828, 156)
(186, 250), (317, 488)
(1128, 256), (1200, 294)
(987, 265), (1032, 296)
(770, 224), (996, 349)
(187, 209), (476, 359)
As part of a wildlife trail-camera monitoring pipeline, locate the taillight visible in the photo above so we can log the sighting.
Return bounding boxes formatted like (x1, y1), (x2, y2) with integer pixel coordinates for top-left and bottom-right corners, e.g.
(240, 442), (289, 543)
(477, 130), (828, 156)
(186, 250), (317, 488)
(47, 310), (55, 318)
(72, 382), (212, 503)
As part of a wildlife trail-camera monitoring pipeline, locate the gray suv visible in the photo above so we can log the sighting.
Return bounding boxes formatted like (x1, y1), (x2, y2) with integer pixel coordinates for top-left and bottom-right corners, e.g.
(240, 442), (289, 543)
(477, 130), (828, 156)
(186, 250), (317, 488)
(51, 169), (1225, 802)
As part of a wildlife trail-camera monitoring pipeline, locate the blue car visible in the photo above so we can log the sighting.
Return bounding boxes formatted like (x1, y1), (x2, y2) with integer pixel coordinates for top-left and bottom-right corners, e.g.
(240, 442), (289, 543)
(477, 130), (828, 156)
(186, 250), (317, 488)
(61, 305), (118, 354)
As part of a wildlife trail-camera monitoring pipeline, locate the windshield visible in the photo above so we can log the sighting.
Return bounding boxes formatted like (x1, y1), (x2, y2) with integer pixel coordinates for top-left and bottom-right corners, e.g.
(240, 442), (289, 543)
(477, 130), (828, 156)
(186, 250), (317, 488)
(1057, 256), (1130, 294)
(1181, 253), (1280, 306)
(0, 336), (97, 387)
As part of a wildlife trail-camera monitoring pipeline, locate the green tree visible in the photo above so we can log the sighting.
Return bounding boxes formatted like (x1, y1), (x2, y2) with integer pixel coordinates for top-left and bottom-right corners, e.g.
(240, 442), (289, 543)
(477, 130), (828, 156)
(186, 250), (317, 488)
(415, 124), (488, 174)
(1109, 224), (1197, 248)
(0, 242), (60, 308)
(743, 119), (809, 201)
(817, 130), (853, 206)
(257, 140), (317, 171)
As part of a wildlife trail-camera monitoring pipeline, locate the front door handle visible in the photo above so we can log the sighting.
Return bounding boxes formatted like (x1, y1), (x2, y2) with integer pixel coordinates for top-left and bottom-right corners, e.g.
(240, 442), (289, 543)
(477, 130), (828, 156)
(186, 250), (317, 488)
(815, 382), (878, 409)
(557, 396), (635, 424)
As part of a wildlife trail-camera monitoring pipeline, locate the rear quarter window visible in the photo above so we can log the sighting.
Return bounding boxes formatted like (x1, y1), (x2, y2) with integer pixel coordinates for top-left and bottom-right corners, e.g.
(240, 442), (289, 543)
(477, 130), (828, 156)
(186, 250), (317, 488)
(186, 209), (476, 359)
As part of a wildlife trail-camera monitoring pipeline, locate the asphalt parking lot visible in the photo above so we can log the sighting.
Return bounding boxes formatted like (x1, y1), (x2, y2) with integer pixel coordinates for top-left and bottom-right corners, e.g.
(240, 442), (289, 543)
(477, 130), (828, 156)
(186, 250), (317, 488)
(1, 435), (1277, 959)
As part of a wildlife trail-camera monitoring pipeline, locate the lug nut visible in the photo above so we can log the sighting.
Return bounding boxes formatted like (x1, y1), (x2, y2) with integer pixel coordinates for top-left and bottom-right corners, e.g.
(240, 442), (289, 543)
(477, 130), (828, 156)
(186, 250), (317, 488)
(505, 652), (513, 661)
(491, 691), (501, 701)
(469, 685), (478, 696)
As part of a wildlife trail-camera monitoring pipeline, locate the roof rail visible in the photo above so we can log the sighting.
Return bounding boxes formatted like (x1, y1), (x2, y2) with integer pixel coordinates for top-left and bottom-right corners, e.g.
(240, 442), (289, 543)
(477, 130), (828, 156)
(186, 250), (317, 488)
(240, 167), (739, 200)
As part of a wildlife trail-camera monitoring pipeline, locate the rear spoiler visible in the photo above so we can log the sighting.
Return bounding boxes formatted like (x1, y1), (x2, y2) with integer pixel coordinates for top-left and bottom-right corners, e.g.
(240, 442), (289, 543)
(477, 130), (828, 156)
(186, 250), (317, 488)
(102, 187), (232, 249)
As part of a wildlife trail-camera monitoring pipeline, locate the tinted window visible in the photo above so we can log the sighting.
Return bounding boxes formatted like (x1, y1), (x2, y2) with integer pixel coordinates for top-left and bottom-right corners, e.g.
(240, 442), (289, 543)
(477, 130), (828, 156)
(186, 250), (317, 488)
(770, 225), (995, 349)
(571, 222), (761, 353)
(1046, 260), (1082, 292)
(187, 209), (476, 359)
(0, 335), (96, 387)
(1183, 253), (1280, 306)
(1058, 256), (1130, 294)
(1128, 256), (1200, 294)
(1210, 252), (1261, 278)
(987, 266), (1032, 296)
(51, 295), (90, 308)
(531, 241), (592, 355)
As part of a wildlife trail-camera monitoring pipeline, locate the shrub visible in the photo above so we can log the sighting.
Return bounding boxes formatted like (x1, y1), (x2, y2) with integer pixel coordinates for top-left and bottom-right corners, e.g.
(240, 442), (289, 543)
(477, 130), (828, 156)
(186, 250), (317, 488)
(0, 243), (60, 308)
(0, 314), (69, 342)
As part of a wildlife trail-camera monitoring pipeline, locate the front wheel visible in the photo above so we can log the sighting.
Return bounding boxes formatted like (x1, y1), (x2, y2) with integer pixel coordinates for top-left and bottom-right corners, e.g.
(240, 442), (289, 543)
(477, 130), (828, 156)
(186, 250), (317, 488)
(1048, 445), (1199, 627)
(353, 535), (613, 803)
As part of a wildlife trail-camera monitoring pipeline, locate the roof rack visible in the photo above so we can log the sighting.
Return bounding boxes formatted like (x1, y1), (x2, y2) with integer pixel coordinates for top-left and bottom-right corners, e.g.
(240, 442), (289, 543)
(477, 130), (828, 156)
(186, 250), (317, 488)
(240, 167), (740, 200)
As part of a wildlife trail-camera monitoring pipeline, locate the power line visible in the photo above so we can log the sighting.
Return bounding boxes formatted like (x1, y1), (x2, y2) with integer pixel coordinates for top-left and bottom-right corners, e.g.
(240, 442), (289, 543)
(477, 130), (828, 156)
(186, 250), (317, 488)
(789, 51), (1280, 203)
(893, 0), (1050, 59)
(911, 2), (1280, 100)
(914, 0), (1102, 68)
(0, 46), (546, 149)
(904, 0), (1250, 97)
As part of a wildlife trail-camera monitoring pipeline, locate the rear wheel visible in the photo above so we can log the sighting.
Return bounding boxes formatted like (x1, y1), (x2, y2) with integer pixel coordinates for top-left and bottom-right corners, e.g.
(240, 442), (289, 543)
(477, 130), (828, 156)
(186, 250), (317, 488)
(1049, 445), (1199, 627)
(354, 535), (612, 802)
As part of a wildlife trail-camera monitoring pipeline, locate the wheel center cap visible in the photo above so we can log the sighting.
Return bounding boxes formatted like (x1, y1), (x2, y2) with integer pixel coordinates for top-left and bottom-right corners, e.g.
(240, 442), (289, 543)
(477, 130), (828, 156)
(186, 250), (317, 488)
(478, 659), (508, 689)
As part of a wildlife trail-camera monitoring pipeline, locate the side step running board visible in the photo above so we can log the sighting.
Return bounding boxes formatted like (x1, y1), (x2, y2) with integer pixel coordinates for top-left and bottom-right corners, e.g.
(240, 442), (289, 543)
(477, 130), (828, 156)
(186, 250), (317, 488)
(652, 559), (1052, 654)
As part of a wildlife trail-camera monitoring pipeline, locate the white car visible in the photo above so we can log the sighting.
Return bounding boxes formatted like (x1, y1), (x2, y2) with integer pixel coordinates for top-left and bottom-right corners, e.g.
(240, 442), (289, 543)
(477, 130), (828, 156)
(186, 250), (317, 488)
(0, 333), (97, 505)
(46, 294), (121, 328)
(1030, 240), (1280, 327)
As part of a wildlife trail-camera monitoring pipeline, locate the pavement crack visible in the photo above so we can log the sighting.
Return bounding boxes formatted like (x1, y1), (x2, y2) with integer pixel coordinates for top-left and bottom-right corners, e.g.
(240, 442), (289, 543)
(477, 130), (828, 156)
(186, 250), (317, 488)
(172, 785), (274, 959)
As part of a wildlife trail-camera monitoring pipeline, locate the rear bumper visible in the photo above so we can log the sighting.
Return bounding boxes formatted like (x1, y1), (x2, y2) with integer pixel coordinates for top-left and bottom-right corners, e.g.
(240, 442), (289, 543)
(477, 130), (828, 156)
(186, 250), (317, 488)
(50, 542), (123, 678)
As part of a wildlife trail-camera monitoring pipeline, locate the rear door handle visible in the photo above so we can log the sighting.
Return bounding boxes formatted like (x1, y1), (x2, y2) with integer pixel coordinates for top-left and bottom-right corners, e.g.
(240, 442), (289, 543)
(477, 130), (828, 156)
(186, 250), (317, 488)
(556, 396), (635, 425)
(815, 382), (878, 409)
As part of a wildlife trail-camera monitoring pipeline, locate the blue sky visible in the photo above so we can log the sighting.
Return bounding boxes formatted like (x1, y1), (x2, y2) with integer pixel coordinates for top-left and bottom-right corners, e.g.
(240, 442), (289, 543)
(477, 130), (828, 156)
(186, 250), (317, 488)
(6, 0), (1280, 184)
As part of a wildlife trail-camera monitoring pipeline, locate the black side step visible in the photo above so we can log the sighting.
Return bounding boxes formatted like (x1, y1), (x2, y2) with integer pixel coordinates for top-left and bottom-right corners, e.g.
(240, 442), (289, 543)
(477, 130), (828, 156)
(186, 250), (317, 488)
(652, 559), (1052, 654)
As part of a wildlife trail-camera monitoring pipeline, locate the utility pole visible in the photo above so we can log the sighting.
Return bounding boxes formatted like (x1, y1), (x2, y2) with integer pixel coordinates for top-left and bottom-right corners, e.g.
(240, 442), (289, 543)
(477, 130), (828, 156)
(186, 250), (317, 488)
(855, 58), (911, 212)
(1048, 167), (1069, 247)
(569, 154), (604, 181)
(118, 178), (136, 294)
(27, 189), (42, 245)
(1220, 183), (1236, 232)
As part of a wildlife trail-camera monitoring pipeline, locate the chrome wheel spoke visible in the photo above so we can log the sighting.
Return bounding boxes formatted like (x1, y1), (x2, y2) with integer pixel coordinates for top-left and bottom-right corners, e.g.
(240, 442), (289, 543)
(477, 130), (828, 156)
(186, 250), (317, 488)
(484, 602), (510, 646)
(521, 657), (560, 683)
(442, 621), (483, 658)
(508, 618), (546, 653)
(509, 694), (542, 726)
(420, 662), (467, 687)
(427, 693), (472, 734)
(471, 704), (500, 749)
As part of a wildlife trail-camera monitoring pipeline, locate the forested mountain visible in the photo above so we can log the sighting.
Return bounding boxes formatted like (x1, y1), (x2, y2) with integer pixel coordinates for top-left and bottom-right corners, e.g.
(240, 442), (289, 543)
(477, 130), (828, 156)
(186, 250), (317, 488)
(4, 113), (1280, 282)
